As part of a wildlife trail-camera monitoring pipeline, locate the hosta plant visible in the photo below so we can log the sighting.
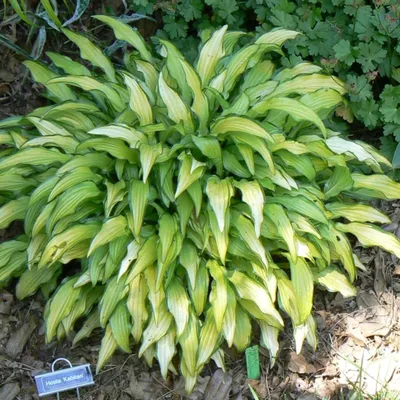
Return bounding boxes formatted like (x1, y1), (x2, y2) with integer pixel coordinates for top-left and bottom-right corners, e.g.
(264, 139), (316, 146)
(1, 19), (400, 392)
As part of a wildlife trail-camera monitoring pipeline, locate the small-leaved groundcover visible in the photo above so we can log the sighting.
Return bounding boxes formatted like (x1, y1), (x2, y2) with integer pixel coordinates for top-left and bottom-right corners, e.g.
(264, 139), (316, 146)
(0, 20), (400, 391)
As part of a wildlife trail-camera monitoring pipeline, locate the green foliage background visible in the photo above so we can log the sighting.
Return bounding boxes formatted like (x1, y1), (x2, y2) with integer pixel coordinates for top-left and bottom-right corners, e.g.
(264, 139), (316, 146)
(132, 0), (400, 159)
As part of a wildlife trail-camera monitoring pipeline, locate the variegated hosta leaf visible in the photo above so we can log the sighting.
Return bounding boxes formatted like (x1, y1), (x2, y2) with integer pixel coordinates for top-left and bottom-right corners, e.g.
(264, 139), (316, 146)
(129, 179), (149, 237)
(206, 176), (234, 233)
(326, 202), (390, 224)
(196, 25), (228, 86)
(62, 28), (116, 82)
(110, 301), (131, 353)
(1, 20), (397, 394)
(97, 324), (118, 373)
(289, 258), (313, 324)
(264, 203), (297, 261)
(229, 270), (283, 328)
(196, 309), (220, 371)
(46, 277), (81, 341)
(260, 321), (279, 365)
(208, 261), (228, 332)
(94, 16), (153, 63)
(159, 70), (194, 134)
(123, 73), (153, 125)
(175, 153), (206, 198)
(336, 222), (400, 258)
(166, 278), (189, 338)
(315, 267), (357, 298)
(127, 274), (148, 343)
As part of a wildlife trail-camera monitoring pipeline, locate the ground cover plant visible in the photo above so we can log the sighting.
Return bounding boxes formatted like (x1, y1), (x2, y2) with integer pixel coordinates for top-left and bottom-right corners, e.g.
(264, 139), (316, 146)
(1, 18), (400, 392)
(132, 0), (400, 161)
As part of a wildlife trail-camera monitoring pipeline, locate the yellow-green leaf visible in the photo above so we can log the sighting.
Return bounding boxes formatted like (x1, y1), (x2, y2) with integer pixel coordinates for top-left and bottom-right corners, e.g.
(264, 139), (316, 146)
(211, 116), (274, 143)
(180, 240), (199, 290)
(166, 278), (189, 338)
(156, 326), (176, 379)
(351, 173), (400, 200)
(336, 222), (400, 258)
(96, 324), (118, 373)
(232, 213), (269, 268)
(324, 166), (353, 198)
(99, 276), (128, 327)
(326, 203), (390, 224)
(126, 235), (157, 283)
(232, 305), (251, 352)
(222, 285), (236, 347)
(128, 179), (149, 237)
(62, 28), (116, 82)
(179, 310), (199, 376)
(39, 223), (101, 268)
(249, 97), (326, 137)
(88, 123), (147, 148)
(0, 197), (29, 229)
(139, 306), (173, 357)
(127, 274), (149, 343)
(158, 70), (194, 134)
(316, 267), (357, 298)
(88, 216), (127, 256)
(46, 277), (80, 341)
(235, 180), (264, 237)
(123, 73), (153, 125)
(256, 28), (301, 46)
(196, 25), (228, 86)
(140, 143), (162, 183)
(265, 203), (297, 261)
(110, 301), (131, 353)
(208, 208), (229, 264)
(196, 309), (220, 371)
(179, 60), (209, 132)
(47, 181), (101, 234)
(175, 153), (206, 198)
(208, 261), (228, 332)
(0, 148), (71, 172)
(229, 271), (283, 328)
(94, 15), (153, 62)
(289, 257), (313, 324)
(206, 176), (234, 233)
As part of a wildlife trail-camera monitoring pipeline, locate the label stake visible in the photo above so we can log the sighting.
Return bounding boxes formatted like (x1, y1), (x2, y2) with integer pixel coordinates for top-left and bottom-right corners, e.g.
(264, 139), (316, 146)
(34, 358), (94, 398)
(245, 345), (260, 380)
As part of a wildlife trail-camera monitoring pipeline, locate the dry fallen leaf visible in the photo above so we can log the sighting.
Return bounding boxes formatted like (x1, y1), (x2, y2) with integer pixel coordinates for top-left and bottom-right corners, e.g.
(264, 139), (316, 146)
(204, 369), (232, 400)
(393, 265), (400, 276)
(5, 316), (37, 358)
(359, 321), (390, 338)
(288, 353), (317, 374)
(374, 251), (387, 296)
(127, 369), (164, 400)
(364, 354), (398, 395)
(322, 364), (339, 377)
(0, 290), (14, 315)
(0, 383), (20, 400)
(246, 378), (267, 399)
(313, 376), (340, 398)
(345, 316), (368, 345)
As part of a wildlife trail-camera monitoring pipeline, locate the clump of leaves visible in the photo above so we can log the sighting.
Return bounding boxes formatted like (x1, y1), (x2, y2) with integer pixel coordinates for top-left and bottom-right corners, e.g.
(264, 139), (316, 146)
(131, 0), (400, 161)
(1, 20), (400, 392)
